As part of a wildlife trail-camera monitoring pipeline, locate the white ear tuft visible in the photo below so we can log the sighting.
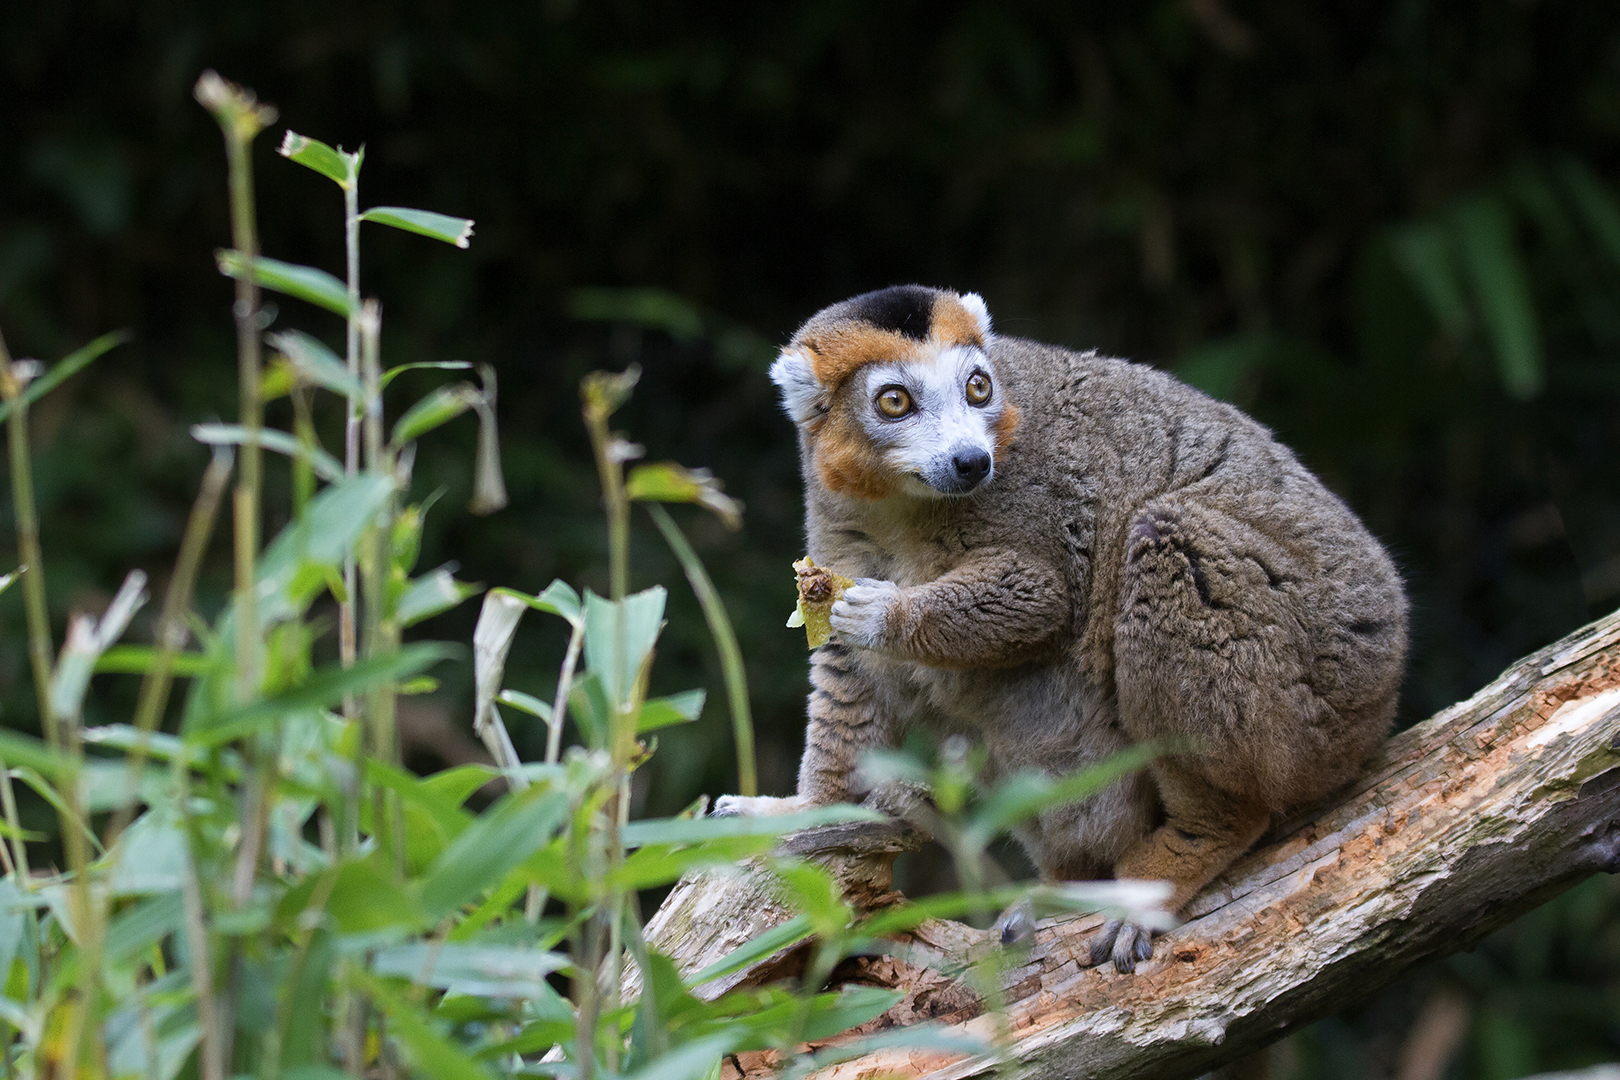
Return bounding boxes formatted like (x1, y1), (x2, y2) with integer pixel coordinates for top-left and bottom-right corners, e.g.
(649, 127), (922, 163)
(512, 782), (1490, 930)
(770, 349), (824, 423)
(959, 292), (993, 340)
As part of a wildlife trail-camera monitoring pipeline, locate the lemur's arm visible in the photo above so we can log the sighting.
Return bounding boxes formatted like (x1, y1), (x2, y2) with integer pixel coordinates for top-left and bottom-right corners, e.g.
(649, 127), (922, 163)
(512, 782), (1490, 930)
(830, 550), (1070, 668)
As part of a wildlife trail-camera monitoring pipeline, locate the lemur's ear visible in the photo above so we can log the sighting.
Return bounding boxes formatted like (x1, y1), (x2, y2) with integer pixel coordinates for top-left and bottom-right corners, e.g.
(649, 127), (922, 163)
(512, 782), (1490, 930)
(959, 292), (993, 340)
(770, 349), (824, 423)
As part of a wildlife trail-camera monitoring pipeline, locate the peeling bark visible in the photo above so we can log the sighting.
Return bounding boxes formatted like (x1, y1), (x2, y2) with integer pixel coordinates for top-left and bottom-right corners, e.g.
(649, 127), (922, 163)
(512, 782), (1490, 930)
(646, 608), (1620, 1080)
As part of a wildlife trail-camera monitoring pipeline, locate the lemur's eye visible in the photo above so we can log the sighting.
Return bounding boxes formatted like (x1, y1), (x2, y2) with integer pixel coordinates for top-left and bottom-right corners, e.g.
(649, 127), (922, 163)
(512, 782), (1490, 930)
(965, 371), (992, 406)
(875, 386), (914, 419)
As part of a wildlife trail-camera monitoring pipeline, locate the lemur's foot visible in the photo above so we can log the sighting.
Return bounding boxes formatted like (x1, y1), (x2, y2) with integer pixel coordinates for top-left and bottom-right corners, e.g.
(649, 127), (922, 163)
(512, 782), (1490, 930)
(710, 793), (812, 818)
(1087, 918), (1156, 973)
(993, 898), (1036, 946)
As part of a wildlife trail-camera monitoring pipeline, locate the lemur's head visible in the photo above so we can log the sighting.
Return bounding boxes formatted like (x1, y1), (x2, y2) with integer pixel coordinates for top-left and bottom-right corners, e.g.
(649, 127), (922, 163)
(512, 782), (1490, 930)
(770, 285), (1019, 500)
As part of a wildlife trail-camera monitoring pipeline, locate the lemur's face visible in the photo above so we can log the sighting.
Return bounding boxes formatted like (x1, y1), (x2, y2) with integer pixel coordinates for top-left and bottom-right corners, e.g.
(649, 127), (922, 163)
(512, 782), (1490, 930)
(771, 286), (1019, 500)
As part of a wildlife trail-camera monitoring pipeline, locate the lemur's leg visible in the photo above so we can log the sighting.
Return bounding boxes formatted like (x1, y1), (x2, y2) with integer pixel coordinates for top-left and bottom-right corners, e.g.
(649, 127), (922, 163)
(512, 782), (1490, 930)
(1092, 497), (1327, 971)
(796, 642), (903, 807)
(1092, 765), (1269, 970)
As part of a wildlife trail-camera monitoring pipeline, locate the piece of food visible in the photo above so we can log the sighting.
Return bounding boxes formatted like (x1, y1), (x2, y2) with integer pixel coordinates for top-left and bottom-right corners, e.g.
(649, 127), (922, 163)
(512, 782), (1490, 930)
(786, 557), (854, 649)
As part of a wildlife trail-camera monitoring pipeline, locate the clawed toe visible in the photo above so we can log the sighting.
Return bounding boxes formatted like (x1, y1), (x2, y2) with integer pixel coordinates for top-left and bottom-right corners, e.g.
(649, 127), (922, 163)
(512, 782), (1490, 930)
(1087, 917), (1156, 973)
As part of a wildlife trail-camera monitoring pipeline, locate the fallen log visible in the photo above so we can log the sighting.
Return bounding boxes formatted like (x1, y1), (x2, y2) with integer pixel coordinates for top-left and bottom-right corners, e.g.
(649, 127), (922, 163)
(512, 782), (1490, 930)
(645, 606), (1620, 1080)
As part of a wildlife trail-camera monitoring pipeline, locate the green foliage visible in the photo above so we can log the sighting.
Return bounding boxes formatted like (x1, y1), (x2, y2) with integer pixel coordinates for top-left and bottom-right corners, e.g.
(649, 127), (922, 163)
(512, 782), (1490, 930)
(0, 81), (1165, 1080)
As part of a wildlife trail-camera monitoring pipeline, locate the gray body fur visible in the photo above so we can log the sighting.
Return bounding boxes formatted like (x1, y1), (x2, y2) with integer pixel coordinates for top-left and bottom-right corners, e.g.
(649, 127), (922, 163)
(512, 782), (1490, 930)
(793, 335), (1408, 889)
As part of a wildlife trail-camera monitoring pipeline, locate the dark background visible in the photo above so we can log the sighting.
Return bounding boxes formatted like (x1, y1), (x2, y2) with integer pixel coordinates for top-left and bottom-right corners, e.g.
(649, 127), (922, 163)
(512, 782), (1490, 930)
(5, 2), (1620, 1076)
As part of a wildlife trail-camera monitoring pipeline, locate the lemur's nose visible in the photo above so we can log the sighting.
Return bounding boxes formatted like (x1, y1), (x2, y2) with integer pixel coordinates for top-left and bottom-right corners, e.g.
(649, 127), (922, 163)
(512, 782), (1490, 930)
(953, 448), (991, 486)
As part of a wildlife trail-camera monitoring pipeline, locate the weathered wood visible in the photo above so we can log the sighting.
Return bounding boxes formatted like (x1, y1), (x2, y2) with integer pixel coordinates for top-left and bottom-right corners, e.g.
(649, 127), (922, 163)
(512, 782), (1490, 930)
(647, 607), (1620, 1080)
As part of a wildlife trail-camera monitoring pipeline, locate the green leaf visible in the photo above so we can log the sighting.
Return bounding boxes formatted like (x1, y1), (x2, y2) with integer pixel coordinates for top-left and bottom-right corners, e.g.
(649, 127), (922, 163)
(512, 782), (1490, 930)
(1390, 222), (1472, 339)
(280, 855), (427, 934)
(216, 250), (353, 317)
(0, 728), (77, 780)
(105, 804), (187, 894)
(621, 804), (885, 848)
(421, 764), (500, 808)
(417, 785), (570, 917)
(391, 382), (481, 446)
(371, 943), (567, 996)
(766, 858), (849, 938)
(497, 688), (551, 721)
(494, 580), (582, 627)
(619, 1034), (743, 1080)
(192, 422), (345, 483)
(360, 206), (475, 248)
(95, 645), (212, 676)
(787, 1024), (990, 1078)
(627, 462), (743, 529)
(379, 360), (473, 390)
(256, 472), (396, 625)
(397, 568), (483, 627)
(1555, 157), (1620, 269)
(0, 329), (131, 426)
(364, 758), (475, 842)
(267, 329), (363, 398)
(637, 689), (705, 733)
(277, 130), (359, 188)
(8, 766), (102, 855)
(189, 643), (457, 748)
(1450, 194), (1543, 399)
(358, 973), (496, 1080)
(686, 913), (814, 988)
(608, 835), (776, 892)
(105, 892), (184, 963)
(583, 587), (668, 708)
(966, 742), (1162, 845)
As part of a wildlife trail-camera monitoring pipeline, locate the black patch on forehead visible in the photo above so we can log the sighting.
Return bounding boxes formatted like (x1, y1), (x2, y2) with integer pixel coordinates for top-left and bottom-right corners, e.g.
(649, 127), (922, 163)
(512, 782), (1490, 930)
(844, 285), (939, 341)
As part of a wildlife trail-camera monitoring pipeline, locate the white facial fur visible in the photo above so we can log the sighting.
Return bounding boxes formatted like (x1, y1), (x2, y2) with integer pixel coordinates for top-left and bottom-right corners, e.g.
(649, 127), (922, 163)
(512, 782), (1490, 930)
(770, 349), (822, 423)
(861, 344), (1003, 498)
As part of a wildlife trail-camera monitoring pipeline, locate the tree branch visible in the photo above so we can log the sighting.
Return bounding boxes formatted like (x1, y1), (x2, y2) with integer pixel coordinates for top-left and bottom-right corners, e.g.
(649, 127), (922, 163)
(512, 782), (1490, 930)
(646, 606), (1620, 1079)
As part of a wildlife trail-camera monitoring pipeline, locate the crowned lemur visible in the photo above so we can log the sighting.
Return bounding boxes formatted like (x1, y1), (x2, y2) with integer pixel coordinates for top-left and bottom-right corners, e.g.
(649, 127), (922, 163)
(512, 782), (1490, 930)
(722, 285), (1407, 972)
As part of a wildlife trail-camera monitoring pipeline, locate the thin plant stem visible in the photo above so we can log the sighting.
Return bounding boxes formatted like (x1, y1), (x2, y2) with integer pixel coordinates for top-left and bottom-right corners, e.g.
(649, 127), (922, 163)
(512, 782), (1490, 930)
(0, 328), (55, 745)
(195, 72), (274, 706)
(180, 771), (225, 1080)
(0, 752), (27, 885)
(645, 503), (757, 796)
(547, 620), (585, 765)
(109, 447), (232, 846)
(358, 301), (402, 870)
(340, 158), (361, 714)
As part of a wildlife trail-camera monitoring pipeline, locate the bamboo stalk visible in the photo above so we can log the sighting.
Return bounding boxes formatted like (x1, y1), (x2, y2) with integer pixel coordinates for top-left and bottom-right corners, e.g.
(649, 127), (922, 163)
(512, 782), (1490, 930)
(0, 328), (56, 747)
(646, 503), (757, 797)
(108, 448), (232, 846)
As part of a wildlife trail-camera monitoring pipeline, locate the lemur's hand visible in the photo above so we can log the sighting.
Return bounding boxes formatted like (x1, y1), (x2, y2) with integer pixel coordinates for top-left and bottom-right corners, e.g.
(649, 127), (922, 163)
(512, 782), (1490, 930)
(829, 578), (902, 648)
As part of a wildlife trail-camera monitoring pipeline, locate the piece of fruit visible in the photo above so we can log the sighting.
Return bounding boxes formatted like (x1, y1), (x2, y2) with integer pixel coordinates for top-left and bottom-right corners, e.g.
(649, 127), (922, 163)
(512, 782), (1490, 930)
(786, 557), (854, 649)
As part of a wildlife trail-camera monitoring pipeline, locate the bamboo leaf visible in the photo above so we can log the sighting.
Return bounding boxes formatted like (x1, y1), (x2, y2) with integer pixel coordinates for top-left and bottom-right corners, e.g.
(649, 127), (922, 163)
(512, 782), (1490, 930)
(1390, 222), (1472, 339)
(371, 942), (567, 997)
(277, 130), (359, 188)
(397, 568), (483, 627)
(390, 382), (481, 446)
(1555, 157), (1620, 269)
(216, 250), (353, 317)
(95, 646), (212, 676)
(266, 329), (363, 397)
(188, 643), (457, 747)
(379, 360), (472, 390)
(637, 689), (705, 733)
(0, 329), (131, 426)
(621, 804), (884, 848)
(583, 587), (668, 708)
(496, 688), (551, 721)
(192, 423), (345, 482)
(417, 785), (570, 917)
(360, 206), (475, 248)
(627, 462), (743, 529)
(1450, 195), (1543, 398)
